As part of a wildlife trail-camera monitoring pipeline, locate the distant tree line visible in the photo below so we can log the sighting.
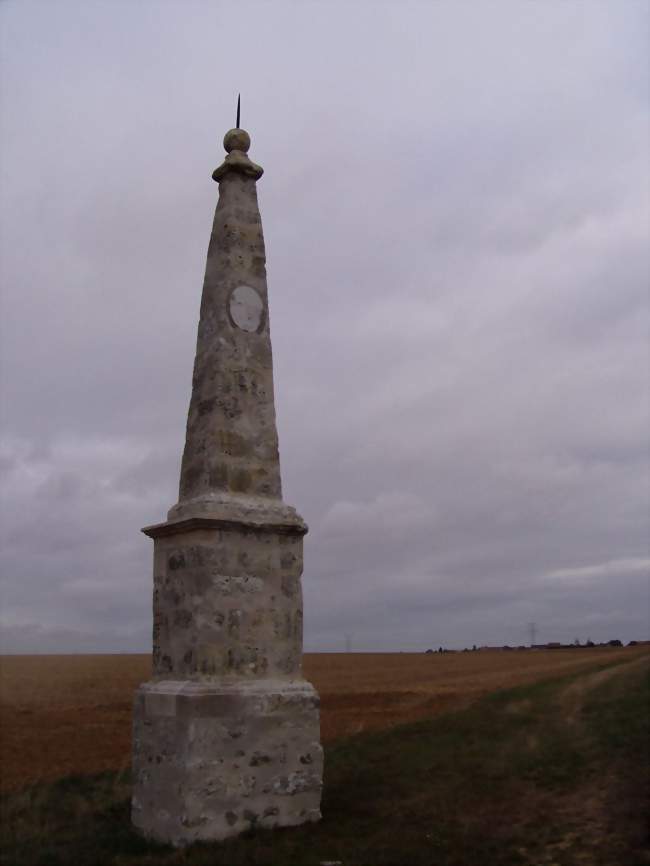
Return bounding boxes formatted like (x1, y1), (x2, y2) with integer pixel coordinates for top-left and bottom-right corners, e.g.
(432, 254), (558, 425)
(424, 638), (645, 654)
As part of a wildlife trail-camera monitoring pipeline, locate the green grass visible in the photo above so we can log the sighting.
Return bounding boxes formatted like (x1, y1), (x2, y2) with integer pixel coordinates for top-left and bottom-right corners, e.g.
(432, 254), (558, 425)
(2, 656), (648, 866)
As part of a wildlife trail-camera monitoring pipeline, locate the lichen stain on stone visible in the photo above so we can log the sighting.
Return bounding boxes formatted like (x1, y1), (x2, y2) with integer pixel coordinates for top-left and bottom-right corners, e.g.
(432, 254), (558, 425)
(213, 574), (263, 595)
(217, 429), (251, 458)
(198, 398), (216, 417)
(281, 575), (296, 597)
(229, 467), (252, 493)
(227, 609), (243, 636)
(280, 552), (296, 569)
(168, 553), (186, 571)
(174, 609), (193, 628)
(249, 751), (271, 767)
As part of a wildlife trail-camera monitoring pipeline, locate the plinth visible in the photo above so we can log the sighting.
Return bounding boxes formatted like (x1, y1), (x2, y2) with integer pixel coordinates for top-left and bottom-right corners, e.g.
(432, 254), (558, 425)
(132, 502), (323, 845)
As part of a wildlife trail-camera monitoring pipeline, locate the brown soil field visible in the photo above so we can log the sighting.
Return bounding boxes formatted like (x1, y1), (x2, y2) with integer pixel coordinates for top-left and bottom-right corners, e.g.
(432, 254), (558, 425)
(0, 647), (644, 793)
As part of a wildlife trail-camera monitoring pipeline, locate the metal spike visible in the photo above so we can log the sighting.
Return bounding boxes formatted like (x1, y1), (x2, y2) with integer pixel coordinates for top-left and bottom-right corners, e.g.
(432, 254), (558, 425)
(236, 94), (240, 129)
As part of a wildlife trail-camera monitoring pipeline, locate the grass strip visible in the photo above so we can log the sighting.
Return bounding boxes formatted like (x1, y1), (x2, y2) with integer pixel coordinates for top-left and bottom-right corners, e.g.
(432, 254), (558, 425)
(1, 655), (647, 866)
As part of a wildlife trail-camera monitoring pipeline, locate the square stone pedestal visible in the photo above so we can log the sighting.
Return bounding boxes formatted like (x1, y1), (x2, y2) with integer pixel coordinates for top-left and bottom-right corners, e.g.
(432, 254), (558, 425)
(132, 678), (323, 845)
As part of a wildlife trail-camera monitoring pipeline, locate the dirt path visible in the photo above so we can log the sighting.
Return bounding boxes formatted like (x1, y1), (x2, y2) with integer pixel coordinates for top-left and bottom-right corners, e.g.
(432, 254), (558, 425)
(533, 655), (650, 866)
(558, 653), (649, 726)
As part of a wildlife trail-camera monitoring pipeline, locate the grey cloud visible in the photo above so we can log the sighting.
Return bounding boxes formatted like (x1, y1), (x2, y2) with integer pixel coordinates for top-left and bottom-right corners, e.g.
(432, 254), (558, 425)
(0, 0), (648, 653)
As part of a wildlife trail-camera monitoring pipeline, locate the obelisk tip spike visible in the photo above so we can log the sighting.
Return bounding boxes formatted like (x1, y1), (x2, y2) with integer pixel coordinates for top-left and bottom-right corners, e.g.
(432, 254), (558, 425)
(236, 94), (240, 129)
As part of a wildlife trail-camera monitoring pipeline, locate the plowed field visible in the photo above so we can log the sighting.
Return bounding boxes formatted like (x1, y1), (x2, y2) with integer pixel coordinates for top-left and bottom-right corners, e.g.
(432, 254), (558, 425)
(0, 647), (643, 792)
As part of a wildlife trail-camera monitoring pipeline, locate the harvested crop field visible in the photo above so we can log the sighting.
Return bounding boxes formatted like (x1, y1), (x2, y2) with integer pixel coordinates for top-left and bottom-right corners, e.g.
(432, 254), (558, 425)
(0, 646), (644, 792)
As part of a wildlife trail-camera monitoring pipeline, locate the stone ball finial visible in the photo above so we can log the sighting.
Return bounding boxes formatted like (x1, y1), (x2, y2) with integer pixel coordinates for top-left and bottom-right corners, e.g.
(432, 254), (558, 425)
(224, 128), (251, 153)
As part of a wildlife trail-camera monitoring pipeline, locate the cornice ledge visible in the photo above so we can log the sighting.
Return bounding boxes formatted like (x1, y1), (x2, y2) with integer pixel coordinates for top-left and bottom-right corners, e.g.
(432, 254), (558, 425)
(142, 494), (308, 539)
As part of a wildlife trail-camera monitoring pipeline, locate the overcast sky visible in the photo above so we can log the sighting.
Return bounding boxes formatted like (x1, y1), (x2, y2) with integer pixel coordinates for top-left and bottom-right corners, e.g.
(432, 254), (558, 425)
(1, 0), (648, 654)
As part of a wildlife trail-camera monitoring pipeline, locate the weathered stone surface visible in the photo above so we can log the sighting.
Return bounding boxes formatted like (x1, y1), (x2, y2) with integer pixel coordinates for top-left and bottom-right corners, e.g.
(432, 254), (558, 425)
(132, 679), (322, 845)
(145, 522), (306, 680)
(132, 126), (322, 845)
(176, 165), (278, 507)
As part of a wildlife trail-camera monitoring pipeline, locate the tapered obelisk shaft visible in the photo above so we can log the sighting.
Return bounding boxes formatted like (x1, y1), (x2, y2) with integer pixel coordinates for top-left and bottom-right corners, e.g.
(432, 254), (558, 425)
(176, 131), (281, 506)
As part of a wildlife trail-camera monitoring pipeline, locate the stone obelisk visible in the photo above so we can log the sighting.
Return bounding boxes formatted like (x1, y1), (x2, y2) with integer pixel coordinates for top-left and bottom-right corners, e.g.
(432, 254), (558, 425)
(131, 120), (323, 846)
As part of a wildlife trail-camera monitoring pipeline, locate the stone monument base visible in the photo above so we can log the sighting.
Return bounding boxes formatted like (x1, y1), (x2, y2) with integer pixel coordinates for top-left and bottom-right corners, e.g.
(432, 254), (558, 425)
(131, 678), (323, 846)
